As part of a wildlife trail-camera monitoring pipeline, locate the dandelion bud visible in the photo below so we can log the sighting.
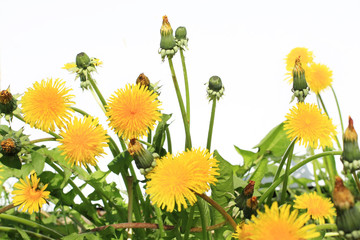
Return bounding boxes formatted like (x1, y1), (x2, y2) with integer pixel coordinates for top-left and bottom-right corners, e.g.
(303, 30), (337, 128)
(244, 196), (258, 219)
(1, 138), (19, 155)
(159, 16), (177, 60)
(136, 73), (150, 88)
(291, 57), (310, 103)
(128, 139), (156, 175)
(341, 117), (360, 172)
(0, 88), (17, 115)
(76, 52), (91, 69)
(175, 26), (187, 40)
(235, 180), (255, 211)
(207, 76), (225, 100)
(333, 176), (354, 210)
(0, 128), (29, 169)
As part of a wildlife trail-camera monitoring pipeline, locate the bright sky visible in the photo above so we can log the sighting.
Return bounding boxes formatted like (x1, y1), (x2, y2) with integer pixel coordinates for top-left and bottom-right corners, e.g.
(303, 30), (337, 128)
(1, 0), (360, 182)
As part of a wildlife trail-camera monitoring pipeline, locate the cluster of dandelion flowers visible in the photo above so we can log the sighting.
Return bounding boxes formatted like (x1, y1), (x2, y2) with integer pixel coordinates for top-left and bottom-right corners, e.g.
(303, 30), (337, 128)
(234, 202), (319, 240)
(306, 63), (333, 94)
(285, 47), (314, 83)
(58, 116), (109, 167)
(294, 192), (336, 224)
(106, 84), (162, 140)
(12, 173), (50, 214)
(284, 102), (337, 149)
(21, 78), (74, 132)
(146, 148), (219, 212)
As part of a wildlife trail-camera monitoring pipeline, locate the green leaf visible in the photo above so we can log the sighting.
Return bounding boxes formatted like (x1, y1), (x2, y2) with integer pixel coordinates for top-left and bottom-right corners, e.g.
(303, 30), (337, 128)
(253, 122), (291, 157)
(0, 154), (21, 169)
(249, 158), (268, 189)
(211, 150), (233, 239)
(62, 232), (85, 240)
(39, 171), (63, 190)
(152, 113), (172, 153)
(107, 151), (132, 175)
(234, 146), (257, 176)
(30, 151), (45, 174)
(14, 226), (30, 240)
(90, 170), (110, 182)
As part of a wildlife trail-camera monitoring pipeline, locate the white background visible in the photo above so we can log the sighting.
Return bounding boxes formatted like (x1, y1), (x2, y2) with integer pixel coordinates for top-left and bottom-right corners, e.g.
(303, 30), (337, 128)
(1, 0), (360, 189)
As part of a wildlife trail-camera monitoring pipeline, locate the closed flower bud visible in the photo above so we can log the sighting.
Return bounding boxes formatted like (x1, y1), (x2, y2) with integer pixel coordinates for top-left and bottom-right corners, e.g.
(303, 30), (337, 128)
(136, 73), (150, 88)
(128, 139), (156, 174)
(291, 57), (310, 103)
(76, 52), (91, 69)
(207, 76), (225, 100)
(244, 196), (258, 219)
(235, 180), (255, 211)
(333, 176), (354, 210)
(0, 88), (17, 115)
(341, 117), (360, 172)
(0, 128), (29, 169)
(175, 27), (187, 40)
(1, 138), (19, 155)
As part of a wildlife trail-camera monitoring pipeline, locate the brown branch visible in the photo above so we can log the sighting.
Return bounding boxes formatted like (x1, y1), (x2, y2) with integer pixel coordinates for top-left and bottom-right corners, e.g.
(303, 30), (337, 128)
(90, 221), (226, 233)
(0, 204), (15, 214)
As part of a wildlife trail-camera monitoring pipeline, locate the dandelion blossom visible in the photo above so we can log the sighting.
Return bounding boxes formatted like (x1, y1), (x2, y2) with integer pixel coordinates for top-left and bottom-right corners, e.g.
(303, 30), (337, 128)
(21, 78), (74, 132)
(307, 63), (333, 94)
(237, 202), (319, 240)
(146, 148), (219, 212)
(106, 84), (161, 140)
(12, 173), (50, 214)
(284, 102), (337, 148)
(294, 192), (336, 224)
(233, 222), (254, 240)
(58, 116), (109, 167)
(285, 47), (314, 83)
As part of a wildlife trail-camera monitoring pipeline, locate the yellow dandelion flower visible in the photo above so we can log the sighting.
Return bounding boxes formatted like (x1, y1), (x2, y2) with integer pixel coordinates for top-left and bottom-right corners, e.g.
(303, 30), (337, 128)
(62, 62), (77, 70)
(238, 202), (319, 240)
(146, 148), (219, 212)
(21, 78), (74, 132)
(92, 58), (103, 66)
(306, 63), (333, 94)
(294, 192), (336, 224)
(285, 47), (314, 83)
(12, 173), (50, 214)
(233, 222), (254, 240)
(106, 84), (162, 140)
(284, 102), (337, 149)
(58, 116), (109, 167)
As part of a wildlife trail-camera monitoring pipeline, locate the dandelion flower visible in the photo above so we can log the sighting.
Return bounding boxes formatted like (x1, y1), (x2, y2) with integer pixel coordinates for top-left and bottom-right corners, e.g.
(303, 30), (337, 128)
(12, 173), (50, 214)
(307, 63), (333, 94)
(106, 84), (161, 140)
(146, 148), (219, 212)
(284, 102), (337, 148)
(21, 78), (74, 132)
(236, 202), (319, 240)
(285, 47), (314, 83)
(233, 222), (254, 240)
(294, 192), (336, 224)
(62, 62), (77, 70)
(58, 116), (109, 167)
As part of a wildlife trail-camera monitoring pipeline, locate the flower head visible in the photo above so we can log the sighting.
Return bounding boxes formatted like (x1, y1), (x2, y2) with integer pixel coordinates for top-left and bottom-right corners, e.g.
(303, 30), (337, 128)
(284, 102), (337, 148)
(12, 173), (50, 214)
(58, 116), (108, 167)
(285, 47), (314, 83)
(21, 78), (74, 132)
(233, 222), (254, 240)
(236, 202), (319, 240)
(106, 84), (162, 140)
(294, 192), (336, 224)
(146, 148), (219, 212)
(307, 63), (333, 94)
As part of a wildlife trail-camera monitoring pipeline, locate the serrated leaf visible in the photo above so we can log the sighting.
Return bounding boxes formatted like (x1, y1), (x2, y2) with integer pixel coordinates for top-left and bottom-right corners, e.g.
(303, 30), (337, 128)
(31, 151), (45, 174)
(107, 151), (132, 175)
(249, 158), (268, 189)
(39, 171), (63, 190)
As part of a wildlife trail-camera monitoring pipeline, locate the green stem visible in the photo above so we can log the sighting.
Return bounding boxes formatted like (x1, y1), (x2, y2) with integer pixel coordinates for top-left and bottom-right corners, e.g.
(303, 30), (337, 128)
(280, 141), (295, 204)
(88, 76), (107, 113)
(196, 200), (208, 240)
(183, 206), (195, 240)
(180, 49), (190, 125)
(258, 151), (342, 205)
(0, 214), (63, 238)
(70, 106), (90, 116)
(206, 98), (217, 152)
(0, 226), (55, 240)
(154, 206), (165, 238)
(352, 172), (360, 193)
(197, 193), (237, 231)
(310, 148), (322, 194)
(317, 94), (341, 149)
(315, 223), (337, 231)
(167, 57), (192, 150)
(45, 159), (102, 226)
(331, 86), (344, 135)
(266, 138), (296, 205)
(0, 203), (15, 214)
(127, 176), (134, 224)
(14, 113), (61, 139)
(166, 127), (172, 154)
(29, 138), (57, 145)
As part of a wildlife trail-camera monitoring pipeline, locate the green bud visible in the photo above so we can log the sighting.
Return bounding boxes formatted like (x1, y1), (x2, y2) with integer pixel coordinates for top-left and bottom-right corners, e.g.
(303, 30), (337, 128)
(128, 139), (155, 172)
(175, 26), (187, 40)
(209, 76), (223, 91)
(76, 52), (91, 69)
(160, 16), (176, 50)
(0, 89), (17, 115)
(341, 117), (360, 172)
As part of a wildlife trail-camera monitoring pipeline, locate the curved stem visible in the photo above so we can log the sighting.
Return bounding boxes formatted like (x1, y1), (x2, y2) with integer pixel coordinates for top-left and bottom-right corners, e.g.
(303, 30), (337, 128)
(280, 141), (295, 204)
(70, 106), (90, 116)
(180, 49), (190, 125)
(331, 86), (344, 135)
(196, 193), (237, 231)
(258, 151), (342, 205)
(29, 138), (57, 145)
(88, 76), (107, 111)
(0, 203), (14, 214)
(206, 98), (217, 152)
(167, 57), (192, 150)
(0, 226), (56, 240)
(0, 214), (63, 238)
(315, 223), (337, 231)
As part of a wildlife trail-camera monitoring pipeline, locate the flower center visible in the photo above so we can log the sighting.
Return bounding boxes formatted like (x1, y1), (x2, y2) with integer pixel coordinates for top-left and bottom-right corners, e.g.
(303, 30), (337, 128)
(1, 138), (16, 153)
(28, 188), (43, 199)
